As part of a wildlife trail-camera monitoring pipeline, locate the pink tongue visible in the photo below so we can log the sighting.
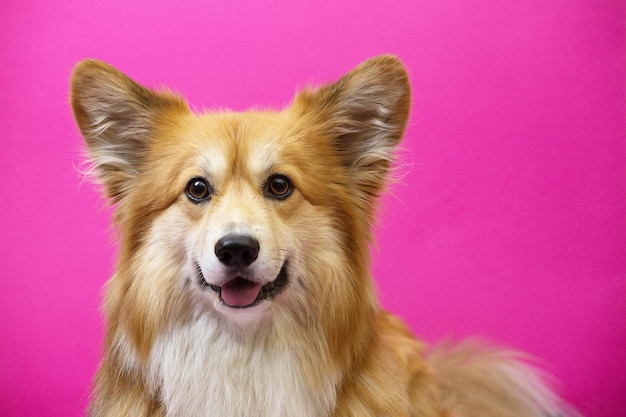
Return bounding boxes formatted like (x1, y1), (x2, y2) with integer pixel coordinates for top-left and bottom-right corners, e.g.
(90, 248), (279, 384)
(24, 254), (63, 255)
(221, 278), (262, 307)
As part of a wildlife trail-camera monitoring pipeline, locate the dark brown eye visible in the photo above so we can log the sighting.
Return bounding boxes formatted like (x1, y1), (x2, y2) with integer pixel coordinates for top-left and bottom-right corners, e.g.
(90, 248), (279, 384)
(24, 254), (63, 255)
(265, 174), (293, 199)
(186, 178), (212, 203)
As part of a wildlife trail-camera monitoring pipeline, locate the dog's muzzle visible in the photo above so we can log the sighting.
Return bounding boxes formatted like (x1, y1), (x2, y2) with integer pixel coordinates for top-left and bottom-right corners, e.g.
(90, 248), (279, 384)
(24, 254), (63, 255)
(195, 234), (289, 308)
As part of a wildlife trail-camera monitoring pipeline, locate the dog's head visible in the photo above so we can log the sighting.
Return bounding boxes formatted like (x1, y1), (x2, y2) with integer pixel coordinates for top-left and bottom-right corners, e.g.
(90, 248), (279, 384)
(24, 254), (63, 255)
(71, 56), (410, 348)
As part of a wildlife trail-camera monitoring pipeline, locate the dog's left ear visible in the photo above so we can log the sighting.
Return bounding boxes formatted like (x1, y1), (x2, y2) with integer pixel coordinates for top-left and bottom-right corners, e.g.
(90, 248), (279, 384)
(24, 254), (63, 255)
(70, 60), (189, 203)
(294, 55), (411, 197)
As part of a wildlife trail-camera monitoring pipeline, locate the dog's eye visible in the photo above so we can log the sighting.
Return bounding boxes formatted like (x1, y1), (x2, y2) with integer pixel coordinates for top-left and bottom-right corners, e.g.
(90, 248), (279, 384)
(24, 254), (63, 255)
(185, 178), (212, 203)
(265, 174), (293, 199)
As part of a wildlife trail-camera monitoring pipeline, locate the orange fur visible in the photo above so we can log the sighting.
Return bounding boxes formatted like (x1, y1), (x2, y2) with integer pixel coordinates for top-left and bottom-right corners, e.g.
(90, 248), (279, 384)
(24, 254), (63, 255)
(71, 56), (579, 417)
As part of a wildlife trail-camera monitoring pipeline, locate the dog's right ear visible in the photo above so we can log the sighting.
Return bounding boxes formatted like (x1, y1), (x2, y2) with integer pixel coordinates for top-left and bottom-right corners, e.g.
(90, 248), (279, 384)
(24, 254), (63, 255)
(70, 60), (189, 202)
(291, 55), (410, 205)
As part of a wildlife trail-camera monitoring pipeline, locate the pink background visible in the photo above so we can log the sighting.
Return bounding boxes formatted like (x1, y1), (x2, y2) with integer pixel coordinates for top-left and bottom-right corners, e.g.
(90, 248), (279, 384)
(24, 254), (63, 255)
(1, 1), (624, 416)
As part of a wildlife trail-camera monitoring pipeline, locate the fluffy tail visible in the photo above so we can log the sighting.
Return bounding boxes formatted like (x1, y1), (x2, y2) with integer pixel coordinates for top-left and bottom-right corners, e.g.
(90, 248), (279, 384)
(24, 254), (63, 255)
(428, 340), (582, 417)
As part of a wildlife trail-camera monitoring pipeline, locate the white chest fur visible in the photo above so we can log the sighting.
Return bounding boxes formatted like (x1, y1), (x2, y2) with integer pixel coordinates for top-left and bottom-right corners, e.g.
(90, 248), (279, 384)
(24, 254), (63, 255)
(146, 315), (338, 417)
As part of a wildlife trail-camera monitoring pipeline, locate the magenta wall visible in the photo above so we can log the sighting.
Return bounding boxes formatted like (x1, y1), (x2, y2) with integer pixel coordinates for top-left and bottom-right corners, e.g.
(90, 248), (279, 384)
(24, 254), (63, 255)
(1, 1), (624, 416)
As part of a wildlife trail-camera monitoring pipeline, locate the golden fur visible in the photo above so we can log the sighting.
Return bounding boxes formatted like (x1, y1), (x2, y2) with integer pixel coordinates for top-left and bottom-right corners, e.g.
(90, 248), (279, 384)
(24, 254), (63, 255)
(71, 56), (579, 417)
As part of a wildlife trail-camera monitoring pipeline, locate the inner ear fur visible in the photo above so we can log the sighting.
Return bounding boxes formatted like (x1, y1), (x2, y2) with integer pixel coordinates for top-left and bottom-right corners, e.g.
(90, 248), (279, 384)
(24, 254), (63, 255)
(293, 55), (411, 197)
(70, 59), (189, 202)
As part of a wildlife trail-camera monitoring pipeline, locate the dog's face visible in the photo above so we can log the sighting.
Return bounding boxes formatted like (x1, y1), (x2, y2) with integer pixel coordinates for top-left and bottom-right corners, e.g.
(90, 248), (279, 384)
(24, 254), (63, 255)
(71, 56), (410, 340)
(136, 110), (347, 326)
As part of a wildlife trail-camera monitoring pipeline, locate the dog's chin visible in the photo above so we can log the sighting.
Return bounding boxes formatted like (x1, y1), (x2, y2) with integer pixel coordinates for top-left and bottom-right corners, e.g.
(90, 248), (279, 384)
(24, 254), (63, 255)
(195, 262), (290, 314)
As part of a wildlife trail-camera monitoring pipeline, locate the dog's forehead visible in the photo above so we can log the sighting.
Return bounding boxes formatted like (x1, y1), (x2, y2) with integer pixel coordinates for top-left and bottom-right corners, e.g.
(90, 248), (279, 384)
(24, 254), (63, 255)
(188, 111), (292, 177)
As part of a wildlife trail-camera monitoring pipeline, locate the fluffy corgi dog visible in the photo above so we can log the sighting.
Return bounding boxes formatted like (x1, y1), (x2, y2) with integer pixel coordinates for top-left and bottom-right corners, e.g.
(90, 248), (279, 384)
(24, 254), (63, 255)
(71, 56), (578, 417)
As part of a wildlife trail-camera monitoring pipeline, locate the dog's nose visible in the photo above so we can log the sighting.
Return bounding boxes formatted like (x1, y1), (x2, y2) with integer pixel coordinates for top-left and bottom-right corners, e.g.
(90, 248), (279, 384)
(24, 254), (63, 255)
(215, 234), (260, 266)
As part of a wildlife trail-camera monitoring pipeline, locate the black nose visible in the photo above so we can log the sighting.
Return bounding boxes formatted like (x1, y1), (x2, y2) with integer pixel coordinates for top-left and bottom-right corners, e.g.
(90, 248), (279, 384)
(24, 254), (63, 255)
(215, 234), (260, 266)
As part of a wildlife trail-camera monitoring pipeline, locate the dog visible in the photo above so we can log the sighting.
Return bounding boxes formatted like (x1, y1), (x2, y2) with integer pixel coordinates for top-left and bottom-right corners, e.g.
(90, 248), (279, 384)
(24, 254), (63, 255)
(71, 55), (579, 417)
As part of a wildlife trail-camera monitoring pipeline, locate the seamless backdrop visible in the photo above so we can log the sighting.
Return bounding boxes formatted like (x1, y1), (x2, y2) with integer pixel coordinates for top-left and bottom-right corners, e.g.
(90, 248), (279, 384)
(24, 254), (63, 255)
(1, 1), (624, 416)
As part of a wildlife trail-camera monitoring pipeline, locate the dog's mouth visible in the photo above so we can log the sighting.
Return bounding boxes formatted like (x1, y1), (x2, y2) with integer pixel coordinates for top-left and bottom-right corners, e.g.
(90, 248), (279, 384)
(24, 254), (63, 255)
(196, 263), (289, 308)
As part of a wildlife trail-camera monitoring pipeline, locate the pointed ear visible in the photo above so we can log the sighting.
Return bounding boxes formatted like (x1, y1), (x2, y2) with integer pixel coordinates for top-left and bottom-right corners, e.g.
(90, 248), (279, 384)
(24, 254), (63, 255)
(294, 55), (411, 197)
(70, 59), (189, 202)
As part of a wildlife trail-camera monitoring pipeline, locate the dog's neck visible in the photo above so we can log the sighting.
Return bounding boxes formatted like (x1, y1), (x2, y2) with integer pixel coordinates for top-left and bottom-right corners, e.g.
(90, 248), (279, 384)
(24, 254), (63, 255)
(143, 312), (341, 417)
